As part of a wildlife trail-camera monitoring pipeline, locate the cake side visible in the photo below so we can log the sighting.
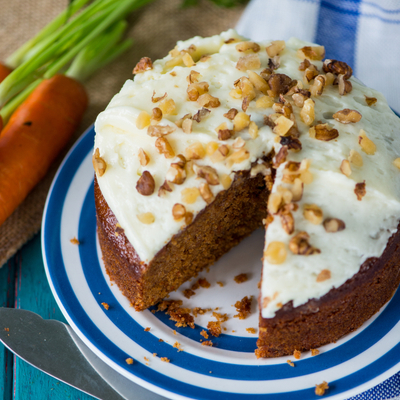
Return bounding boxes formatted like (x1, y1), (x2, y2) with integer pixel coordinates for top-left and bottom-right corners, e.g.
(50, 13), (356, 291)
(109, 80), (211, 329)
(95, 160), (272, 311)
(256, 222), (400, 358)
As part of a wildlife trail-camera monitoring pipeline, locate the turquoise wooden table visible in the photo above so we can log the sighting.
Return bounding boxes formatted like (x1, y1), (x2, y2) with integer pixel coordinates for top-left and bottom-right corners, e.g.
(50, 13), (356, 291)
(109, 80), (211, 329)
(0, 233), (96, 400)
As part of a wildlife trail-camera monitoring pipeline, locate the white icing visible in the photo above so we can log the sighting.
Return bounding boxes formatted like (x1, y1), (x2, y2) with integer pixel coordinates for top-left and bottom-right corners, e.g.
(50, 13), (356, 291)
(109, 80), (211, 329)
(94, 31), (400, 319)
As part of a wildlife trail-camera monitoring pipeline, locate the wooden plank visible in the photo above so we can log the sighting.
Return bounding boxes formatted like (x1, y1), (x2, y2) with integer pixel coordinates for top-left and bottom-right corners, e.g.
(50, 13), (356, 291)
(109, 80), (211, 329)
(14, 234), (96, 400)
(0, 257), (16, 400)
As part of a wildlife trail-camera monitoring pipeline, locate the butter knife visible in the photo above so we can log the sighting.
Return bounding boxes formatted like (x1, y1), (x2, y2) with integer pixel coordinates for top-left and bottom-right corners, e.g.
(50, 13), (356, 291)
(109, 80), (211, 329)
(0, 308), (166, 400)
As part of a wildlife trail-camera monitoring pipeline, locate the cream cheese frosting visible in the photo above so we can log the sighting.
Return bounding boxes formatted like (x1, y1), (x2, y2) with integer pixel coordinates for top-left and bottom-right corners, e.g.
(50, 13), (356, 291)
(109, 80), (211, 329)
(93, 30), (400, 320)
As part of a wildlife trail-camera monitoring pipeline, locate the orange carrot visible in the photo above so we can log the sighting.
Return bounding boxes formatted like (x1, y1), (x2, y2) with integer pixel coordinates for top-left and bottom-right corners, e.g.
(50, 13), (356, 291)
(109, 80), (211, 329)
(0, 63), (12, 83)
(0, 63), (12, 132)
(0, 74), (88, 226)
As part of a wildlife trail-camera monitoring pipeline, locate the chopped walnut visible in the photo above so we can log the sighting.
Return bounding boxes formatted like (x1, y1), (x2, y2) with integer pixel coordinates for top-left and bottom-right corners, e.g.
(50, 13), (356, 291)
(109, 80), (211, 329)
(172, 203), (186, 221)
(147, 124), (175, 137)
(236, 54), (261, 71)
(136, 171), (155, 196)
(247, 71), (269, 95)
(273, 146), (288, 168)
(155, 137), (175, 159)
(150, 107), (163, 125)
(289, 231), (320, 255)
(298, 58), (311, 71)
(166, 162), (186, 185)
(197, 94), (220, 108)
(315, 381), (329, 396)
(268, 74), (296, 97)
(310, 75), (326, 96)
(92, 148), (107, 177)
(316, 269), (331, 282)
(291, 178), (304, 202)
(224, 108), (238, 120)
(280, 135), (302, 152)
(225, 148), (250, 167)
(338, 74), (352, 95)
(266, 40), (285, 57)
(340, 159), (352, 176)
(194, 164), (219, 185)
(300, 99), (315, 126)
(158, 180), (173, 197)
(199, 182), (214, 204)
(239, 76), (256, 100)
(268, 56), (280, 70)
(151, 91), (167, 103)
(234, 296), (252, 319)
(136, 111), (151, 129)
(365, 96), (377, 106)
(354, 181), (366, 201)
(279, 209), (295, 235)
(333, 108), (362, 124)
(218, 128), (234, 141)
(303, 204), (323, 225)
(232, 137), (246, 149)
(233, 111), (250, 131)
(181, 187), (200, 204)
(323, 59), (352, 79)
(256, 95), (274, 109)
(137, 212), (155, 224)
(210, 145), (229, 163)
(234, 273), (248, 284)
(349, 149), (363, 167)
(235, 41), (260, 53)
(193, 107), (211, 122)
(133, 57), (153, 74)
(297, 46), (325, 61)
(187, 81), (209, 101)
(358, 129), (376, 155)
(264, 241), (287, 264)
(187, 70), (201, 84)
(138, 148), (150, 166)
(304, 64), (319, 83)
(323, 219), (346, 234)
(309, 123), (339, 141)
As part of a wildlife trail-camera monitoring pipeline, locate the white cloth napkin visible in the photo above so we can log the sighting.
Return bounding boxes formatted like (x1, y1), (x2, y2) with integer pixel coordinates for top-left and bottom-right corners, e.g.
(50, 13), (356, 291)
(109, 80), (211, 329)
(236, 0), (400, 114)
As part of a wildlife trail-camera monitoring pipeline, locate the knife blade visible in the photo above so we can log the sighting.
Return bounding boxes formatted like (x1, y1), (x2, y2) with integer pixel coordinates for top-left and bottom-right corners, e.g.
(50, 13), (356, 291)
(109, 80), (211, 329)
(0, 308), (167, 400)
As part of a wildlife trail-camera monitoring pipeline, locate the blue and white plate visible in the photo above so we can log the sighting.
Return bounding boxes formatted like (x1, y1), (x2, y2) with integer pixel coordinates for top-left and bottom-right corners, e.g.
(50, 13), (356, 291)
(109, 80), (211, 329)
(42, 125), (400, 400)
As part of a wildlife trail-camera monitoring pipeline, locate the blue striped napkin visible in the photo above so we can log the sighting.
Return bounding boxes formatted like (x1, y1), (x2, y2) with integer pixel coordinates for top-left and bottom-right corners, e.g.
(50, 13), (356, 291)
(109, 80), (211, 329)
(236, 1), (400, 399)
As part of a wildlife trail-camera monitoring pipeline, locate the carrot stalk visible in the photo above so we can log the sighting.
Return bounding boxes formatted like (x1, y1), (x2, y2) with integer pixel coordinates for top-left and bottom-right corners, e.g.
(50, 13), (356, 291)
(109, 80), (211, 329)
(5, 0), (91, 69)
(0, 75), (88, 226)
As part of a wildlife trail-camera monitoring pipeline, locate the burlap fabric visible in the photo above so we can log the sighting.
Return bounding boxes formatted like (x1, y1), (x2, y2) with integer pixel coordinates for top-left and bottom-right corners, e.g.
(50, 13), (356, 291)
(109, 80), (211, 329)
(0, 0), (245, 267)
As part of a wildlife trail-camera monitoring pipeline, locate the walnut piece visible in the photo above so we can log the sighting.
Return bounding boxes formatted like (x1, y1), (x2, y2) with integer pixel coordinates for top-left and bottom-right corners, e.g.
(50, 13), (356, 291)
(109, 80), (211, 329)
(197, 94), (220, 108)
(358, 129), (376, 155)
(166, 162), (186, 185)
(138, 148), (150, 166)
(349, 149), (363, 167)
(354, 181), (366, 201)
(338, 74), (352, 95)
(300, 99), (315, 126)
(92, 148), (107, 177)
(136, 171), (155, 196)
(193, 107), (211, 123)
(264, 241), (287, 264)
(199, 182), (214, 204)
(365, 96), (377, 106)
(247, 71), (269, 95)
(267, 74), (296, 97)
(187, 81), (209, 101)
(289, 231), (320, 255)
(323, 59), (352, 79)
(323, 218), (345, 233)
(172, 203), (186, 220)
(147, 124), (175, 137)
(158, 180), (173, 197)
(303, 204), (323, 225)
(266, 40), (285, 57)
(224, 108), (238, 120)
(297, 46), (325, 61)
(133, 57), (153, 74)
(333, 108), (362, 124)
(235, 41), (260, 53)
(309, 124), (339, 141)
(340, 159), (352, 176)
(155, 137), (175, 158)
(194, 164), (219, 185)
(280, 135), (302, 151)
(151, 91), (167, 103)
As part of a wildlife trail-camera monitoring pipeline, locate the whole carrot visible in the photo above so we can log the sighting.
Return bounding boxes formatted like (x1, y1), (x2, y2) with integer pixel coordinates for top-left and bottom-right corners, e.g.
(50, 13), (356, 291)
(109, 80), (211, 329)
(0, 74), (88, 226)
(0, 63), (12, 132)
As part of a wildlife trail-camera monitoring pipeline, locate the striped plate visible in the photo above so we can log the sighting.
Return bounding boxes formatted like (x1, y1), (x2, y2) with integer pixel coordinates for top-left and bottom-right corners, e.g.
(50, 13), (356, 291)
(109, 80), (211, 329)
(42, 125), (400, 400)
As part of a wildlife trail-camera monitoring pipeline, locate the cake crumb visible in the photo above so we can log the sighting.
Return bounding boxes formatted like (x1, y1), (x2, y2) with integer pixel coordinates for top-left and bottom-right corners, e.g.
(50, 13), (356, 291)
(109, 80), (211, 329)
(173, 330), (177, 335)
(232, 330), (236, 333)
(287, 360), (295, 367)
(212, 312), (228, 322)
(161, 357), (170, 363)
(198, 278), (211, 288)
(159, 338), (164, 342)
(207, 321), (221, 337)
(191, 282), (200, 291)
(202, 340), (213, 347)
(144, 357), (149, 362)
(192, 307), (210, 317)
(158, 300), (195, 328)
(200, 330), (209, 339)
(315, 381), (329, 396)
(234, 296), (252, 319)
(144, 327), (151, 332)
(293, 350), (301, 360)
(153, 353), (157, 357)
(70, 237), (80, 245)
(183, 289), (196, 299)
(246, 327), (256, 334)
(173, 341), (183, 352)
(234, 273), (248, 284)
(101, 302), (109, 310)
(125, 358), (134, 365)
(4, 328), (9, 332)
(216, 281), (224, 287)
(311, 349), (320, 356)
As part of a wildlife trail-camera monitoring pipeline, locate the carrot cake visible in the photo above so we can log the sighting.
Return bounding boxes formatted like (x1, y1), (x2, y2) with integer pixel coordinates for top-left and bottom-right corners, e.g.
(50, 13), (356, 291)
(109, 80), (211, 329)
(93, 30), (400, 357)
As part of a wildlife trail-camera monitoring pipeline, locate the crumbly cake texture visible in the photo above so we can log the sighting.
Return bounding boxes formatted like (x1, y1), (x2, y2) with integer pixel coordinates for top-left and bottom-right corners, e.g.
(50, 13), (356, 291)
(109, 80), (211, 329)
(93, 30), (400, 357)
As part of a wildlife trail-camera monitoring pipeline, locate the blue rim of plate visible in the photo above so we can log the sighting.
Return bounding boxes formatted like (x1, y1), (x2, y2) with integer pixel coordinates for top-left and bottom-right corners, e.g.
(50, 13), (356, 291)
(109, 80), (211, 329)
(42, 124), (400, 400)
